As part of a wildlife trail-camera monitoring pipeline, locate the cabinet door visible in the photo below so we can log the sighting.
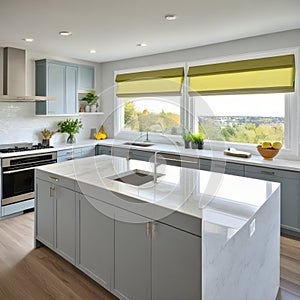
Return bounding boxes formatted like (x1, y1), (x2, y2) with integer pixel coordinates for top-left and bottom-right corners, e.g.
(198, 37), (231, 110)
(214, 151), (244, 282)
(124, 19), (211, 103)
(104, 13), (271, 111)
(78, 194), (114, 289)
(152, 222), (201, 300)
(113, 209), (151, 300)
(81, 146), (95, 158)
(57, 148), (82, 162)
(245, 166), (300, 232)
(96, 145), (112, 156)
(129, 149), (154, 162)
(65, 65), (78, 114)
(36, 178), (55, 247)
(56, 186), (76, 263)
(156, 152), (200, 169)
(78, 66), (94, 90)
(48, 63), (65, 114)
(200, 159), (244, 176)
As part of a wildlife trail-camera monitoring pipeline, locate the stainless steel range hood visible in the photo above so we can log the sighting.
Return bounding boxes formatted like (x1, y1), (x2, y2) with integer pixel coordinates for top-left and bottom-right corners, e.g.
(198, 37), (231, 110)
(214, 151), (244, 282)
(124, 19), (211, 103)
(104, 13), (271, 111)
(0, 47), (54, 101)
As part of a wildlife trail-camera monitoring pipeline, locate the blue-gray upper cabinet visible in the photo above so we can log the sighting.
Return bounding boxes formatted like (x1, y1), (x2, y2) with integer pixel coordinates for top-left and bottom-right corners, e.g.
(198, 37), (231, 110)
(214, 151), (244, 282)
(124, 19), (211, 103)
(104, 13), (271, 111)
(35, 59), (78, 115)
(78, 65), (94, 90)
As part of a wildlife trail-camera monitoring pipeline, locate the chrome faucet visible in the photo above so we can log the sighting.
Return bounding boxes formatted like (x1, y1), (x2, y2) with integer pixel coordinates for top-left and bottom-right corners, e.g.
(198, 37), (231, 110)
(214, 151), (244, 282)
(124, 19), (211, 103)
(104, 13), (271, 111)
(153, 151), (160, 183)
(144, 131), (150, 142)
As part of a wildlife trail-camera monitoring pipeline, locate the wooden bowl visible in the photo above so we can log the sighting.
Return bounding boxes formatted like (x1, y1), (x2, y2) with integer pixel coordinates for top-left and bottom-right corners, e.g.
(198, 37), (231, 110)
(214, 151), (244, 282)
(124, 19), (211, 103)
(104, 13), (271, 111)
(257, 145), (279, 160)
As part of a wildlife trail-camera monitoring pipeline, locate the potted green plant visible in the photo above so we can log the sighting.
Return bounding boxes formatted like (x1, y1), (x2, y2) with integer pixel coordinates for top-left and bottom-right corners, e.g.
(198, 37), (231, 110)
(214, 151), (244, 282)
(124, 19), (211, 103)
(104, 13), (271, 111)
(183, 131), (192, 149)
(82, 92), (99, 112)
(58, 118), (83, 144)
(191, 132), (205, 149)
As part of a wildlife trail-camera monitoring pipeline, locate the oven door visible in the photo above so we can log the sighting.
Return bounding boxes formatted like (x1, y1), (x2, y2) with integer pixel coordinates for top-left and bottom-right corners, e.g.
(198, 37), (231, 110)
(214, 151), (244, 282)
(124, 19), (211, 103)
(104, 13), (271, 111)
(2, 166), (35, 206)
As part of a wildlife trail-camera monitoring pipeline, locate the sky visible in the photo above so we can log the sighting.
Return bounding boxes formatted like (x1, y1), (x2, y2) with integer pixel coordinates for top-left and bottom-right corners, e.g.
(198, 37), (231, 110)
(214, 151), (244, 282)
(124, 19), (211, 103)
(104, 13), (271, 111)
(127, 93), (285, 117)
(199, 94), (285, 117)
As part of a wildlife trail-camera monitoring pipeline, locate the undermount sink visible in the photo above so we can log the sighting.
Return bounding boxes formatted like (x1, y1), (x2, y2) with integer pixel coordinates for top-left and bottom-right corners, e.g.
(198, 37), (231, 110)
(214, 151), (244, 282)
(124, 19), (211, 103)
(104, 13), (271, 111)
(123, 142), (154, 147)
(108, 169), (163, 186)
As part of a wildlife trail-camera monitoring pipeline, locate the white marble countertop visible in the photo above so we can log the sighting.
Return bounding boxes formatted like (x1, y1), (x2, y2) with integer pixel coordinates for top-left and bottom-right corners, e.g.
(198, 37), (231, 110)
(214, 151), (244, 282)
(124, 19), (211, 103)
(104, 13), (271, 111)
(36, 155), (280, 239)
(0, 139), (98, 158)
(2, 136), (300, 173)
(98, 139), (300, 172)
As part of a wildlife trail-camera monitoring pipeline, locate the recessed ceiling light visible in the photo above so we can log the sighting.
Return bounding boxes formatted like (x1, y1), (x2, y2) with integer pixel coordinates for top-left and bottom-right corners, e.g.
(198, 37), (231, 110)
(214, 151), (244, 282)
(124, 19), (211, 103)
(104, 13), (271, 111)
(137, 43), (147, 47)
(90, 49), (96, 54)
(165, 14), (177, 21)
(59, 31), (72, 36)
(22, 38), (34, 42)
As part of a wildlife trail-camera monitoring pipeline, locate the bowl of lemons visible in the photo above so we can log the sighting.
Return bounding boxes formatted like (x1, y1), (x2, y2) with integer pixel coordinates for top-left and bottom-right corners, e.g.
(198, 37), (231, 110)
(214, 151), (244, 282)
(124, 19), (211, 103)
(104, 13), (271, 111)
(257, 141), (282, 160)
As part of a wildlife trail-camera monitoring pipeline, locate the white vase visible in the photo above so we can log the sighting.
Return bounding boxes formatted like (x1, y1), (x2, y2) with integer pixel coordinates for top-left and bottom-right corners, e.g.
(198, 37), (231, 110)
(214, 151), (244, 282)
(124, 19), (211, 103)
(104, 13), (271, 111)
(85, 105), (91, 112)
(90, 104), (97, 112)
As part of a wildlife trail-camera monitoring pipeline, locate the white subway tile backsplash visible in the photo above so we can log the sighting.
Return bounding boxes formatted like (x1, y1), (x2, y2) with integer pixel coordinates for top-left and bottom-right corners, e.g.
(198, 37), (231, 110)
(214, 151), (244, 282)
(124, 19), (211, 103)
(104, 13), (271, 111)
(0, 102), (104, 145)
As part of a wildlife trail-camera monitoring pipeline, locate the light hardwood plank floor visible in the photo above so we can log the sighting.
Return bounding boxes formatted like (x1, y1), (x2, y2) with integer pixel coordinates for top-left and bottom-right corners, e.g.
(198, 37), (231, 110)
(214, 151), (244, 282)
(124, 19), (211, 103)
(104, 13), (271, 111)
(0, 212), (299, 299)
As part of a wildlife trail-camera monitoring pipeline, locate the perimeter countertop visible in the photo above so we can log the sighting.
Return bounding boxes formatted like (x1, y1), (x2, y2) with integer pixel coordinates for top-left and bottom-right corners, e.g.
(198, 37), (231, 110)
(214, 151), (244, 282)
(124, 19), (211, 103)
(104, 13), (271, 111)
(2, 137), (300, 173)
(97, 139), (300, 172)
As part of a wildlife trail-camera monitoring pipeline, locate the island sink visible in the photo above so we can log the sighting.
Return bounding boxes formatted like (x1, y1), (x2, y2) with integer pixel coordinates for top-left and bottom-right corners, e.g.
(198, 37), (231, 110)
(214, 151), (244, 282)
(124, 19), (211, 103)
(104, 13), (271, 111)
(108, 169), (163, 186)
(123, 142), (154, 147)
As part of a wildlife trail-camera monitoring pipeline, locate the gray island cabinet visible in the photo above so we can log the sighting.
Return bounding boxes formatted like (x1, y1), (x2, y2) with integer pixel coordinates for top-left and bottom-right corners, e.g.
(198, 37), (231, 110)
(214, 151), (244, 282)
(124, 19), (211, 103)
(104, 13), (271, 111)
(35, 155), (280, 300)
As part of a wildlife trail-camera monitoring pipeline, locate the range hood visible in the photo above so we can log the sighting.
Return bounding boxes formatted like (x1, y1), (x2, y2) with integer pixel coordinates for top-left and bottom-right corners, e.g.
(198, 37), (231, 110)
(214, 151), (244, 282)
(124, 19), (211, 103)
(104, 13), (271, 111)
(0, 47), (54, 101)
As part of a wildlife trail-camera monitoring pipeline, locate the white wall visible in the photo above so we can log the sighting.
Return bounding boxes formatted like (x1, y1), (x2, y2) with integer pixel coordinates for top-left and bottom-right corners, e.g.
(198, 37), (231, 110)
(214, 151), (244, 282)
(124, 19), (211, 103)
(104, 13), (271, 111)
(100, 29), (300, 138)
(0, 48), (104, 145)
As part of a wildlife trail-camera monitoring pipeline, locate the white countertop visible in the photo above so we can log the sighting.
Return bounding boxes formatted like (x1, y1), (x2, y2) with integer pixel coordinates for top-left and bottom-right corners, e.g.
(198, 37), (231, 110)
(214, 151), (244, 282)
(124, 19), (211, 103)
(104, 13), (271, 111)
(3, 137), (300, 173)
(36, 155), (280, 240)
(98, 139), (300, 172)
(0, 139), (98, 158)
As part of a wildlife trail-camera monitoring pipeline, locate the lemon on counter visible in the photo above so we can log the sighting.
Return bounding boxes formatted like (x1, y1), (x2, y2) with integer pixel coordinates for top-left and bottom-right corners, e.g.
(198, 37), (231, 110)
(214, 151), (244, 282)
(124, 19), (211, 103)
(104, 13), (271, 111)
(272, 141), (282, 150)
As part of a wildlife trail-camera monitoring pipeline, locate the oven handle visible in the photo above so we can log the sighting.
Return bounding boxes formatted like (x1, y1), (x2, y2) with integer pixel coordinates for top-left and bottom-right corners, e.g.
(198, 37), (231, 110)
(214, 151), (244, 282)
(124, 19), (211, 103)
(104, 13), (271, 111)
(3, 166), (36, 174)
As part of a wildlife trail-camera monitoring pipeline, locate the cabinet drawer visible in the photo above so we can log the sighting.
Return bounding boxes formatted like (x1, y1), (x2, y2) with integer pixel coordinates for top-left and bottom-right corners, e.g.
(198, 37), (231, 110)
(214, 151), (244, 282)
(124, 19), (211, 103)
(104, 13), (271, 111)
(129, 149), (153, 162)
(81, 146), (95, 157)
(96, 145), (112, 155)
(200, 159), (244, 176)
(36, 170), (75, 190)
(57, 148), (82, 157)
(245, 165), (300, 180)
(156, 153), (200, 169)
(111, 147), (130, 158)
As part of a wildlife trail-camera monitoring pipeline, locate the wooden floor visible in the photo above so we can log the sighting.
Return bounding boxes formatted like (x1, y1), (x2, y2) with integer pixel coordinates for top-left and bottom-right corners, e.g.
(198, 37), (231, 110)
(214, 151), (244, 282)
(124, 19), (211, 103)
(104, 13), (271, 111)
(0, 212), (299, 300)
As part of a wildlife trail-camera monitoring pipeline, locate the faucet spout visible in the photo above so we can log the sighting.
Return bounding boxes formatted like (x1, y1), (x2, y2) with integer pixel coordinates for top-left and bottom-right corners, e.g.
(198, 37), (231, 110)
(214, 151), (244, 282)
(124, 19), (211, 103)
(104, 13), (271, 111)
(153, 152), (160, 183)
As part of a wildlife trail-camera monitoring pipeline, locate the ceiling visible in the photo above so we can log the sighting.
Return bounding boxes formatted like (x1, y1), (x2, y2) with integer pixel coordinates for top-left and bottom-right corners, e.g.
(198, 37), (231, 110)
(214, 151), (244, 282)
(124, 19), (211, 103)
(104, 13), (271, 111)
(0, 0), (300, 63)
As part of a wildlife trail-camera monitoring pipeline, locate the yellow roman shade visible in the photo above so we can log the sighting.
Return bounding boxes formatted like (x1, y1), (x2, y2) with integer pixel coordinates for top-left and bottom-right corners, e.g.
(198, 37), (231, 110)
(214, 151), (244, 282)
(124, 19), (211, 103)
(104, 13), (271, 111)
(116, 67), (184, 97)
(188, 54), (295, 96)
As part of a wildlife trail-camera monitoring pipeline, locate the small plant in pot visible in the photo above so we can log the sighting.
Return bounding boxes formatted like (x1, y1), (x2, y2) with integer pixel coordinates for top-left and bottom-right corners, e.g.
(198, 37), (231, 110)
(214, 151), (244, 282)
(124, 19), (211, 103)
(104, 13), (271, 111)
(82, 92), (99, 112)
(58, 118), (83, 144)
(191, 132), (205, 149)
(183, 131), (192, 149)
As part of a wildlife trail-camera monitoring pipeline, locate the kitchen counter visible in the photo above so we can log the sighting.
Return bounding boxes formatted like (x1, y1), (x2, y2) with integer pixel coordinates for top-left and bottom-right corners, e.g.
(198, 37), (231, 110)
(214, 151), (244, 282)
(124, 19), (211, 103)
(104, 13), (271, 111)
(0, 139), (98, 158)
(36, 155), (280, 300)
(98, 139), (300, 172)
(2, 137), (300, 174)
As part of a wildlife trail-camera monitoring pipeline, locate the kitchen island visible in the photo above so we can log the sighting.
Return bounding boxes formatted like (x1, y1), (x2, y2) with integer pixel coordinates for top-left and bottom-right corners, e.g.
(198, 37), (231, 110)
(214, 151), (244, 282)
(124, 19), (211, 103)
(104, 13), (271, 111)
(35, 155), (280, 300)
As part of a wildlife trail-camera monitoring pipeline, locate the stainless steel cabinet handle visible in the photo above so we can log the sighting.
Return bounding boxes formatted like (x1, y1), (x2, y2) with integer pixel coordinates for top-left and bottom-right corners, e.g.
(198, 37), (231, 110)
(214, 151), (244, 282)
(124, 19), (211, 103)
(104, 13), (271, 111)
(146, 222), (150, 238)
(260, 170), (275, 175)
(49, 186), (55, 197)
(67, 156), (82, 160)
(160, 157), (198, 164)
(151, 222), (156, 239)
(48, 176), (59, 182)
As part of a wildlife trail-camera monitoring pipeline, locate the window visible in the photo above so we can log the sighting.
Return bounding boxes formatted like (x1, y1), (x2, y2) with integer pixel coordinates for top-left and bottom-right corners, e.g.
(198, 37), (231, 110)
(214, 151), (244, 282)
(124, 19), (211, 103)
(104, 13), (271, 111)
(188, 53), (297, 155)
(118, 96), (181, 135)
(192, 93), (286, 145)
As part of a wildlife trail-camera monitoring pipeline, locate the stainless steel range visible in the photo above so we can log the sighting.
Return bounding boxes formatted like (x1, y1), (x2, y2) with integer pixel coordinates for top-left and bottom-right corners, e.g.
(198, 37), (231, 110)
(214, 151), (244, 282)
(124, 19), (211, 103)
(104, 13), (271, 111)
(1, 143), (57, 206)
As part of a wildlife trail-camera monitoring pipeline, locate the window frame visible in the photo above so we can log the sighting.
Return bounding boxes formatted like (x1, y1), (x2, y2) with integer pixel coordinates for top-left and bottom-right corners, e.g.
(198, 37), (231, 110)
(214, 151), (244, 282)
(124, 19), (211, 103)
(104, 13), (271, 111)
(114, 63), (186, 144)
(187, 48), (299, 160)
